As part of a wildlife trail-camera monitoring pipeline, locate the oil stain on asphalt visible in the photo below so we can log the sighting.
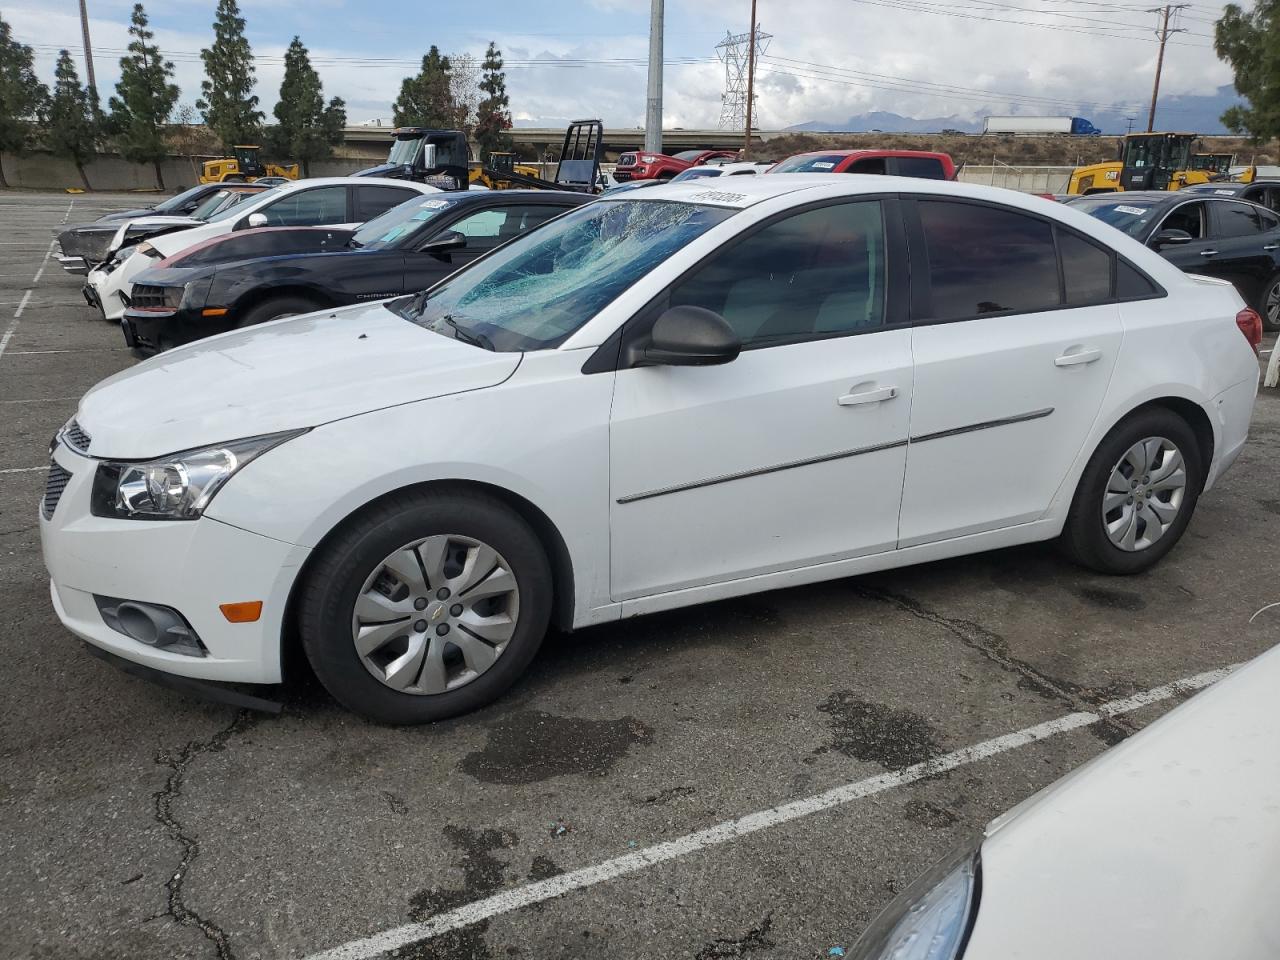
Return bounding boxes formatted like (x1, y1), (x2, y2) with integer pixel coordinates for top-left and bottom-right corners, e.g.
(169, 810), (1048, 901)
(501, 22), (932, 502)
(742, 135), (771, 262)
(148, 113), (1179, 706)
(816, 692), (943, 770)
(459, 710), (652, 784)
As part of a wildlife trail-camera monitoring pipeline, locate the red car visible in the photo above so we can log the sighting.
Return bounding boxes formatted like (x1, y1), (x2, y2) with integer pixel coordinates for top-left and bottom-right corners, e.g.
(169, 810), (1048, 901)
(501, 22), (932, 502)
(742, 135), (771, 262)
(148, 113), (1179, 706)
(613, 149), (739, 182)
(770, 149), (957, 180)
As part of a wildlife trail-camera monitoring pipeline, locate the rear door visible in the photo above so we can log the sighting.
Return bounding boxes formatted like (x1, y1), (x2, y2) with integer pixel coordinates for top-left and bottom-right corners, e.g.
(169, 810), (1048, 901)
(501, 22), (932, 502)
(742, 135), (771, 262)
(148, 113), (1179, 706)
(1201, 199), (1277, 304)
(1151, 199), (1223, 277)
(899, 198), (1123, 546)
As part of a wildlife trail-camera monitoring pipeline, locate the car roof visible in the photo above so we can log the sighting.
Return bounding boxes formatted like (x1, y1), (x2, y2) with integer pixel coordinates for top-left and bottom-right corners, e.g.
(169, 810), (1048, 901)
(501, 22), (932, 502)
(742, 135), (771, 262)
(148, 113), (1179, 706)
(270, 176), (439, 192)
(785, 148), (951, 160)
(440, 188), (590, 204)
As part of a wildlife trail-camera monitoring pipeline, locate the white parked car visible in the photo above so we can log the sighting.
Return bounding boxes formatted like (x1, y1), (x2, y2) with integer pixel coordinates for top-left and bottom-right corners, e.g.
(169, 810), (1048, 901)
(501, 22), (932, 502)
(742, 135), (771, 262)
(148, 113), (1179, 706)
(849, 642), (1280, 960)
(41, 175), (1260, 723)
(84, 177), (439, 321)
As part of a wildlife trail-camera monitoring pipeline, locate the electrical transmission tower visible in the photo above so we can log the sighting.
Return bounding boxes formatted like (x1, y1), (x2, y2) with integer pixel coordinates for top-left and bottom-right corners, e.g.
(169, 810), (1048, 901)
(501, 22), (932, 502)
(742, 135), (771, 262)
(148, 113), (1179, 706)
(716, 26), (771, 130)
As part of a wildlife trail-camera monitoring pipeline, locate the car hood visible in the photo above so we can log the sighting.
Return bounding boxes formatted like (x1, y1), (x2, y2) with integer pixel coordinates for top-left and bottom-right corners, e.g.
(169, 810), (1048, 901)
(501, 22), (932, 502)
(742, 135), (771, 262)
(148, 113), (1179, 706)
(74, 301), (521, 458)
(968, 643), (1280, 958)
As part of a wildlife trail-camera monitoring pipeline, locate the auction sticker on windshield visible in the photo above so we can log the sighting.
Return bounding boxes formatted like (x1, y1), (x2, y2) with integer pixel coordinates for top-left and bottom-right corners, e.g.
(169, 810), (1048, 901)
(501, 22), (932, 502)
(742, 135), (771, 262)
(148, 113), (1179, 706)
(1114, 205), (1148, 215)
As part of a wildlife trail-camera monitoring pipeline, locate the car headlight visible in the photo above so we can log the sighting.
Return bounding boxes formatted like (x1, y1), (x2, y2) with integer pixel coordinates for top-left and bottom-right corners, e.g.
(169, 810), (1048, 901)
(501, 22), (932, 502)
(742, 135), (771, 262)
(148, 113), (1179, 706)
(90, 430), (306, 520)
(848, 837), (981, 960)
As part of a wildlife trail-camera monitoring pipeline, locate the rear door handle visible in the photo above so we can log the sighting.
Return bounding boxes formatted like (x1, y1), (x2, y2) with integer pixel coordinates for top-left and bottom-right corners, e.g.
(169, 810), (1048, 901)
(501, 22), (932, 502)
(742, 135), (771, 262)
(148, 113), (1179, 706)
(1264, 243), (1278, 252)
(1199, 249), (1219, 257)
(1055, 347), (1102, 367)
(838, 385), (897, 406)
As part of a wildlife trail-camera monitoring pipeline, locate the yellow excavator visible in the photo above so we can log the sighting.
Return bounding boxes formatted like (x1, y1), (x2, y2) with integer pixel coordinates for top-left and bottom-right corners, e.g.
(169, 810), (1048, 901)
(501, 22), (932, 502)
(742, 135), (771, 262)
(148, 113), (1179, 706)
(1067, 132), (1247, 195)
(199, 145), (300, 184)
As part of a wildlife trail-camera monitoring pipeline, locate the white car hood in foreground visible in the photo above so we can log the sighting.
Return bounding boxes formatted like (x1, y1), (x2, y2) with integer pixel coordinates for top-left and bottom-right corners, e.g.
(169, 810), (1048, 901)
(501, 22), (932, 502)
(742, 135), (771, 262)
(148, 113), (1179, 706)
(75, 303), (521, 458)
(968, 642), (1280, 958)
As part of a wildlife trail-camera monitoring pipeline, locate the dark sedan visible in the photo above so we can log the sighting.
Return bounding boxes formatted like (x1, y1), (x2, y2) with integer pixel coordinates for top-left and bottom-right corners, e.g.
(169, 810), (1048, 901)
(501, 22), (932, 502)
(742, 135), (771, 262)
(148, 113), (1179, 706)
(56, 182), (267, 272)
(1180, 179), (1280, 213)
(1069, 191), (1280, 330)
(122, 189), (590, 353)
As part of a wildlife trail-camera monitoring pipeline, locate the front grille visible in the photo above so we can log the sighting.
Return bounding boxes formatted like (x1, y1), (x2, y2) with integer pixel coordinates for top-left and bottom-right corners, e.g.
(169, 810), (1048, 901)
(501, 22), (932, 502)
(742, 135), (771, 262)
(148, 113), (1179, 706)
(42, 462), (71, 520)
(129, 284), (171, 310)
(63, 419), (91, 454)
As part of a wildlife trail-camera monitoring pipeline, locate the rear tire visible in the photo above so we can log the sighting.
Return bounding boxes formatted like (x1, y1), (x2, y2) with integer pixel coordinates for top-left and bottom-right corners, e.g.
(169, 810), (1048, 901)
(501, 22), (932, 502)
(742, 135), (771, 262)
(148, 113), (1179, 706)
(237, 295), (323, 328)
(1258, 271), (1280, 332)
(1059, 407), (1203, 575)
(298, 489), (553, 724)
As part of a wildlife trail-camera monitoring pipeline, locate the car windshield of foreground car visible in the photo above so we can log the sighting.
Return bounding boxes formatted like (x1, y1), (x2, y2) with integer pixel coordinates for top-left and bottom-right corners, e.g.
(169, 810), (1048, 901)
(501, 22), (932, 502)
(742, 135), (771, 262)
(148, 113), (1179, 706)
(770, 153), (848, 173)
(188, 189), (251, 221)
(395, 199), (736, 351)
(205, 184), (288, 222)
(1069, 196), (1164, 238)
(351, 195), (460, 250)
(152, 184), (214, 215)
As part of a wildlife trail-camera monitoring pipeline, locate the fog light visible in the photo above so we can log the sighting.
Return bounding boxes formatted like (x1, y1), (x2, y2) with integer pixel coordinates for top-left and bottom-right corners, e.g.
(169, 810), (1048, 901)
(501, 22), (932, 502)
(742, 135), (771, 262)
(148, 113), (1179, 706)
(94, 596), (207, 657)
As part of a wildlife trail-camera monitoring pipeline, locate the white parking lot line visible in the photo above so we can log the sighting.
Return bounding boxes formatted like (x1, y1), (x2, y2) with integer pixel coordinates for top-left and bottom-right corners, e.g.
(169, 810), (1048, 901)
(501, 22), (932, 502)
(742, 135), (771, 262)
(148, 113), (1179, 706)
(0, 397), (80, 404)
(0, 466), (47, 474)
(303, 663), (1237, 960)
(0, 199), (74, 362)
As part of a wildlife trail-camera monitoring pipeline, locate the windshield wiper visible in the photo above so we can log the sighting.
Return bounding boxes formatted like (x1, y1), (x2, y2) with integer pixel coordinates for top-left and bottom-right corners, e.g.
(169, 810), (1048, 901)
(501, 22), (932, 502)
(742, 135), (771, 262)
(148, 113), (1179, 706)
(443, 315), (495, 351)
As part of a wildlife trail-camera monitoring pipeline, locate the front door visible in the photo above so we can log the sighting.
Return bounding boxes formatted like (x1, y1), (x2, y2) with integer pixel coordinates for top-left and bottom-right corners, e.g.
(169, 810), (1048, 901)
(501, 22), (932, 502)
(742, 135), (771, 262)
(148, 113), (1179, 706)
(609, 199), (912, 600)
(900, 198), (1124, 546)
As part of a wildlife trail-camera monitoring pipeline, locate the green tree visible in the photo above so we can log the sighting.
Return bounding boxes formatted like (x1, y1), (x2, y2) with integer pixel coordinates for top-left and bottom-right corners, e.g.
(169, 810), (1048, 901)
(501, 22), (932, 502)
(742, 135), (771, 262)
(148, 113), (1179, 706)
(108, 4), (179, 189)
(196, 0), (262, 150)
(268, 36), (346, 175)
(1215, 0), (1280, 144)
(44, 50), (99, 190)
(0, 17), (49, 187)
(392, 46), (459, 128)
(473, 42), (512, 162)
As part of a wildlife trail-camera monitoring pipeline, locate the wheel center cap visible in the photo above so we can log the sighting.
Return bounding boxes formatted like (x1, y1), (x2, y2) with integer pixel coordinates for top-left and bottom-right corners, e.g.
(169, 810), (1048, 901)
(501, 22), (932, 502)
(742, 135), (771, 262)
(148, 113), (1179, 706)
(428, 602), (448, 622)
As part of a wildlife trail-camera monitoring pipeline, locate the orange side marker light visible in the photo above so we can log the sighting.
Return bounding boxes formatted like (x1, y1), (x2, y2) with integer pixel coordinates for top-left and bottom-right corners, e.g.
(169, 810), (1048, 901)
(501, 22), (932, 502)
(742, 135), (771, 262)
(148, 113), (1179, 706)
(220, 601), (263, 623)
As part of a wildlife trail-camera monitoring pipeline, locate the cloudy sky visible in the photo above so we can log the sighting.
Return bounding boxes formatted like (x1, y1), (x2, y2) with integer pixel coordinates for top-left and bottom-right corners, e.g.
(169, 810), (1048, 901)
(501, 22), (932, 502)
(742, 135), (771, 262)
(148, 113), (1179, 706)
(4, 0), (1238, 130)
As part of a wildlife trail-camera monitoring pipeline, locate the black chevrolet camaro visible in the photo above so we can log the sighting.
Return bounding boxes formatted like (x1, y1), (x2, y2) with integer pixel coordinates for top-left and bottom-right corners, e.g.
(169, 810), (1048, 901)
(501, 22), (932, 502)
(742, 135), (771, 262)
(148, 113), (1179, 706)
(1069, 190), (1280, 330)
(122, 189), (591, 353)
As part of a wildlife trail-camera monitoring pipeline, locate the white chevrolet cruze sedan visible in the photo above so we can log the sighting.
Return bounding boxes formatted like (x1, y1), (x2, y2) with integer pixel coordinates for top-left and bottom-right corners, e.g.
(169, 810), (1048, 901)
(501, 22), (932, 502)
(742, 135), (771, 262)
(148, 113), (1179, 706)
(40, 176), (1261, 723)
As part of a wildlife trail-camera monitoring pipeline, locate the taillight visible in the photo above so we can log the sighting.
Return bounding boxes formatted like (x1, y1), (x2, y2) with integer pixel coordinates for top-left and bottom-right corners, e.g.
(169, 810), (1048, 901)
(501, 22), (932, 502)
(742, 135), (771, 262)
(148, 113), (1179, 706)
(1236, 307), (1263, 353)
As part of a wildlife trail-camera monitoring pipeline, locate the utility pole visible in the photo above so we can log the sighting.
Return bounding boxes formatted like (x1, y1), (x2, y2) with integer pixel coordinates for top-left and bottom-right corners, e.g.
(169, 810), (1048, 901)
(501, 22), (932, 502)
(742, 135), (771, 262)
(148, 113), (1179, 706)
(743, 0), (759, 159)
(77, 0), (97, 100)
(645, 0), (664, 155)
(1125, 116), (1136, 134)
(1145, 4), (1187, 132)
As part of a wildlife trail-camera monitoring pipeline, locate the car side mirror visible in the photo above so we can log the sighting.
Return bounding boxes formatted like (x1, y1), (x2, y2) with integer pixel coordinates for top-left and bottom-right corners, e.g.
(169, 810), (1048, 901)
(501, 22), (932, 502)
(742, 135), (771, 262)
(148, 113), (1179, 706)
(640, 306), (741, 367)
(419, 230), (466, 258)
(420, 144), (437, 172)
(241, 212), (269, 230)
(1152, 228), (1192, 249)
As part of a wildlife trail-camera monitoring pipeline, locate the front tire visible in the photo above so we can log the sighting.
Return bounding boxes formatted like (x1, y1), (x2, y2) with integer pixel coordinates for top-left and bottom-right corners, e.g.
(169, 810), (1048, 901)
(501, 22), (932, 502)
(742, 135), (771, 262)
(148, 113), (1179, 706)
(237, 295), (323, 328)
(1258, 271), (1280, 332)
(1060, 407), (1203, 575)
(298, 489), (553, 724)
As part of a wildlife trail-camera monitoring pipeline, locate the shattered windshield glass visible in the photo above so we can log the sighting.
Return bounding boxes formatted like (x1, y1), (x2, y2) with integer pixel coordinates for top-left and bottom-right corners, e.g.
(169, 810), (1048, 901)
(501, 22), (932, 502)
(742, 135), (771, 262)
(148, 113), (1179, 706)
(394, 199), (736, 351)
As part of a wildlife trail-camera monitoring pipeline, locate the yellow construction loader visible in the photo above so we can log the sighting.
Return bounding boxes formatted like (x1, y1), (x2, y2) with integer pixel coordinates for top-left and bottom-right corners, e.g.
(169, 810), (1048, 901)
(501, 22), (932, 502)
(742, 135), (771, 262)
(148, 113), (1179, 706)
(1067, 132), (1237, 195)
(199, 145), (300, 184)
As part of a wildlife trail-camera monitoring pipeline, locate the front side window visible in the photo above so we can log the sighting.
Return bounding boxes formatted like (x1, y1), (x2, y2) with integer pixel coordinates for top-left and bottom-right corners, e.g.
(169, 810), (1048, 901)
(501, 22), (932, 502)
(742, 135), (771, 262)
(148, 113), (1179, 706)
(1212, 201), (1264, 238)
(398, 199), (736, 351)
(848, 157), (887, 175)
(918, 200), (1060, 320)
(1161, 202), (1205, 239)
(259, 186), (348, 226)
(669, 201), (886, 348)
(447, 205), (566, 252)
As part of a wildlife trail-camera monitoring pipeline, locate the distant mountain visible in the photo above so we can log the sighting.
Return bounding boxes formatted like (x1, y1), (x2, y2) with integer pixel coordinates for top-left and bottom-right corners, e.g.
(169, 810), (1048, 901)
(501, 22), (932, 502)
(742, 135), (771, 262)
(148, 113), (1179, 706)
(789, 87), (1245, 136)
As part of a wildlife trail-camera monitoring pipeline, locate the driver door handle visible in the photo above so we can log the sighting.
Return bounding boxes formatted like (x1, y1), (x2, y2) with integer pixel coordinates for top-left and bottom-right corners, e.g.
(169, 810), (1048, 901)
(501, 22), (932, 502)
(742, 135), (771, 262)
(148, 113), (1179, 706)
(1199, 248), (1219, 257)
(1055, 347), (1102, 367)
(1264, 243), (1278, 252)
(838, 385), (897, 406)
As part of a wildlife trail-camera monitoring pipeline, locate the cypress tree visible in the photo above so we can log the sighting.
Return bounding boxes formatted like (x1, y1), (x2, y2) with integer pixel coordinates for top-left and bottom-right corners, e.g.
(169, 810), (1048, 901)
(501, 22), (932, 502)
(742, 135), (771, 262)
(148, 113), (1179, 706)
(44, 50), (99, 190)
(392, 46), (458, 128)
(196, 0), (262, 150)
(0, 16), (49, 187)
(109, 4), (179, 188)
(474, 42), (512, 162)
(270, 37), (346, 175)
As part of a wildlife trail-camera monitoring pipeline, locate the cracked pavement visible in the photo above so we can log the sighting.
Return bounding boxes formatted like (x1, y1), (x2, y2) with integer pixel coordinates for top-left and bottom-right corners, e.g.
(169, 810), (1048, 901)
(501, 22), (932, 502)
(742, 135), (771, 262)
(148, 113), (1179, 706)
(1, 190), (1278, 960)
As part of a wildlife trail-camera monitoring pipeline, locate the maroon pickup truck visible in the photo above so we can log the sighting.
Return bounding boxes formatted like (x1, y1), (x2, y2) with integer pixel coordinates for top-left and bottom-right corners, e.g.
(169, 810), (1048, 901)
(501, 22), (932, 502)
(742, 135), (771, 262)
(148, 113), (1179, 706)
(613, 149), (739, 182)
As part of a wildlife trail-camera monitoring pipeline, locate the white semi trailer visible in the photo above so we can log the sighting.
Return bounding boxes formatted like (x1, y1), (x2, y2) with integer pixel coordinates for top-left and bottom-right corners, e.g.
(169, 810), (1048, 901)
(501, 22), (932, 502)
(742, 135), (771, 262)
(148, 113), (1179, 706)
(983, 116), (1102, 135)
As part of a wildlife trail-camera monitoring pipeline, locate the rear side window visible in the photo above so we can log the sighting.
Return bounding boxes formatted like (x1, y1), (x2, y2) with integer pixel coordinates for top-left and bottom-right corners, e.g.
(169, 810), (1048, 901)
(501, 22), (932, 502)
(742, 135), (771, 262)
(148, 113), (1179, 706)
(355, 186), (419, 222)
(1058, 230), (1112, 305)
(918, 200), (1060, 320)
(1258, 207), (1280, 232)
(894, 157), (946, 180)
(670, 200), (886, 348)
(1213, 201), (1264, 238)
(1117, 261), (1159, 299)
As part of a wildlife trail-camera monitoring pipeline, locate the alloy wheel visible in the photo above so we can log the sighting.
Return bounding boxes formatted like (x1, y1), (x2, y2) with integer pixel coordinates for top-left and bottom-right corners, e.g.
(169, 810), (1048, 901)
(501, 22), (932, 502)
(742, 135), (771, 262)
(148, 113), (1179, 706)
(1102, 436), (1187, 552)
(351, 534), (520, 694)
(1267, 279), (1280, 328)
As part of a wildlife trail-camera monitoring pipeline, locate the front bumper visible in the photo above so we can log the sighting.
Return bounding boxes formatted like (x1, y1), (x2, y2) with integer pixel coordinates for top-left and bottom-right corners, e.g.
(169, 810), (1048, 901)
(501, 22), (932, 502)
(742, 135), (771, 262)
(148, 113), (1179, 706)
(39, 443), (311, 684)
(58, 255), (88, 276)
(122, 306), (235, 354)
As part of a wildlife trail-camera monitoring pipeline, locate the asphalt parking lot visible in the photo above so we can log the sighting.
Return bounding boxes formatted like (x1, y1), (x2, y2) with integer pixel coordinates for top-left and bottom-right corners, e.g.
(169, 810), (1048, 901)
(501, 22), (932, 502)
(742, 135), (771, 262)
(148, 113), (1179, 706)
(1, 188), (1278, 960)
